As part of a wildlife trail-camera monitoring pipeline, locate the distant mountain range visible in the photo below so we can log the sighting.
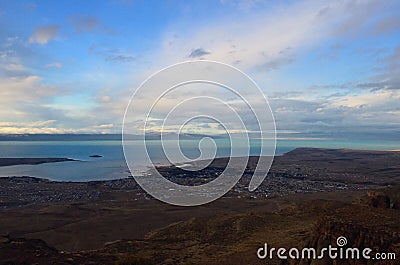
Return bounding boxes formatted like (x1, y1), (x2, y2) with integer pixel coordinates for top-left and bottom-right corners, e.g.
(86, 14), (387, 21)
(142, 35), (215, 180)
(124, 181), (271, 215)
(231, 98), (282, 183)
(0, 133), (228, 141)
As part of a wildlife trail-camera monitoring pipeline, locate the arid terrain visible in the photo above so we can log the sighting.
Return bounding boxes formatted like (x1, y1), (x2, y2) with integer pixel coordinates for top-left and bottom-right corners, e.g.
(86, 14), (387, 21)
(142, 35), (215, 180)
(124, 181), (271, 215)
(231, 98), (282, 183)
(0, 148), (399, 264)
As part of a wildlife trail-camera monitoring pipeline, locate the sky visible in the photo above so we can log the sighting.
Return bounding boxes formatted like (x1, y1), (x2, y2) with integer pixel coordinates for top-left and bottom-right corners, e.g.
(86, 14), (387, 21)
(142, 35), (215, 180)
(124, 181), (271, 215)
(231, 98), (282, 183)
(0, 0), (399, 140)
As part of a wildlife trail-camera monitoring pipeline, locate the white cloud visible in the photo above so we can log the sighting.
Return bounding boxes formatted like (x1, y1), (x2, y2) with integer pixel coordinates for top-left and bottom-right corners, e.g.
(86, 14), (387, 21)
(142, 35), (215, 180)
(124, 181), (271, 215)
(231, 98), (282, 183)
(0, 75), (59, 101)
(29, 120), (58, 127)
(0, 120), (56, 128)
(93, 124), (114, 129)
(0, 127), (64, 134)
(329, 89), (400, 108)
(1, 62), (25, 72)
(0, 75), (67, 132)
(155, 0), (387, 72)
(0, 120), (62, 134)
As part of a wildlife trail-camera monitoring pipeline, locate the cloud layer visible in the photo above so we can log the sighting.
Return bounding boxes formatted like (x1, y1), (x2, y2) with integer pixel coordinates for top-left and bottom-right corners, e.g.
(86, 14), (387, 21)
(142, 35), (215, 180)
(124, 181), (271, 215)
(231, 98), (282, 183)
(0, 0), (398, 140)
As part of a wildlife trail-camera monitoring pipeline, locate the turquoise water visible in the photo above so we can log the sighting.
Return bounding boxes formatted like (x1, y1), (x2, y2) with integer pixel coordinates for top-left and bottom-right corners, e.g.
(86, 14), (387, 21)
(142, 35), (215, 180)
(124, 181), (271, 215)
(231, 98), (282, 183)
(0, 139), (398, 181)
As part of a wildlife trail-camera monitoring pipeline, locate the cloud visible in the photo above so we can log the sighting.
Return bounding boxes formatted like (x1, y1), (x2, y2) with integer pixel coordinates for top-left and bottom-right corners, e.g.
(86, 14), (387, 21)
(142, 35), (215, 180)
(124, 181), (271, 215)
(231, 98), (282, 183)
(0, 75), (59, 100)
(0, 120), (113, 134)
(267, 87), (400, 140)
(156, 1), (395, 72)
(45, 62), (62, 68)
(89, 45), (135, 63)
(0, 35), (91, 133)
(0, 127), (65, 134)
(93, 123), (114, 129)
(329, 89), (400, 108)
(69, 15), (100, 33)
(0, 75), (69, 129)
(2, 0), (399, 136)
(259, 53), (295, 71)
(1, 62), (25, 72)
(0, 120), (56, 128)
(29, 25), (59, 44)
(373, 16), (400, 35)
(29, 120), (57, 127)
(105, 54), (135, 62)
(0, 37), (29, 75)
(140, 0), (399, 139)
(355, 45), (400, 91)
(98, 95), (111, 102)
(189, 48), (210, 58)
(0, 30), (124, 134)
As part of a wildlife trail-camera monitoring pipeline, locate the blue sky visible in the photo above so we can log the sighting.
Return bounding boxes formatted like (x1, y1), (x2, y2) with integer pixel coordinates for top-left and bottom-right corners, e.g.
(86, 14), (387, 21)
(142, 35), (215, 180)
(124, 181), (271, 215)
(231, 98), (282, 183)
(0, 0), (399, 140)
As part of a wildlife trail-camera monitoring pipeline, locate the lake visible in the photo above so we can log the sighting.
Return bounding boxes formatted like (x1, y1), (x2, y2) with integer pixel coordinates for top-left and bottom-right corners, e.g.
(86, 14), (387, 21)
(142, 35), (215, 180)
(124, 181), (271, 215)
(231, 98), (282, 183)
(0, 139), (398, 181)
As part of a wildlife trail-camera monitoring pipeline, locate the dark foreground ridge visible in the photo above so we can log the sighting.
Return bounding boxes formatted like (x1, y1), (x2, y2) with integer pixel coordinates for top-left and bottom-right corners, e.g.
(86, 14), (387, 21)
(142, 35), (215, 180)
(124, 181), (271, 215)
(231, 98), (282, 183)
(0, 148), (399, 264)
(0, 187), (399, 264)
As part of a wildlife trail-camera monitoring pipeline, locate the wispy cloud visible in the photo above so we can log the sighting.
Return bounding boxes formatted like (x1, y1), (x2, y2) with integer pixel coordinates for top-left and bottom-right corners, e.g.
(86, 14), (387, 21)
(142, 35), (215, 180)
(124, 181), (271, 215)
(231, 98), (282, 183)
(89, 45), (135, 63)
(45, 62), (62, 68)
(93, 123), (114, 129)
(68, 15), (100, 33)
(29, 25), (59, 44)
(355, 45), (400, 92)
(373, 16), (400, 35)
(158, 1), (391, 71)
(259, 52), (296, 71)
(329, 89), (400, 108)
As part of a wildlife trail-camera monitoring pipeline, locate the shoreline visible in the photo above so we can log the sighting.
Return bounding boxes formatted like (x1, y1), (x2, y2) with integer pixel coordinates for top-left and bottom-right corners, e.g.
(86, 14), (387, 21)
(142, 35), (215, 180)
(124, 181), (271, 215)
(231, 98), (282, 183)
(0, 158), (78, 167)
(1, 147), (400, 181)
(0, 175), (132, 184)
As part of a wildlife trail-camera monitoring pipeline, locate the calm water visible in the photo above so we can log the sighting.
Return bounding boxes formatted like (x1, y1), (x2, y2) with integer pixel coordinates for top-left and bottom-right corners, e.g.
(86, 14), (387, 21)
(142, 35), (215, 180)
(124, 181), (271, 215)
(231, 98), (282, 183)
(0, 139), (398, 181)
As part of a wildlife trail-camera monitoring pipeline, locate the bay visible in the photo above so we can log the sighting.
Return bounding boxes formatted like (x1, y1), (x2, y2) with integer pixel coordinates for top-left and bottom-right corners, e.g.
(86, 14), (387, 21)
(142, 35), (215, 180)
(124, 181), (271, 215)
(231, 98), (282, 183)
(0, 139), (398, 181)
